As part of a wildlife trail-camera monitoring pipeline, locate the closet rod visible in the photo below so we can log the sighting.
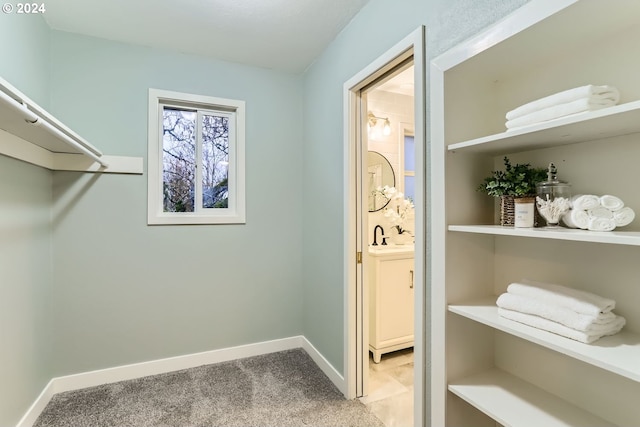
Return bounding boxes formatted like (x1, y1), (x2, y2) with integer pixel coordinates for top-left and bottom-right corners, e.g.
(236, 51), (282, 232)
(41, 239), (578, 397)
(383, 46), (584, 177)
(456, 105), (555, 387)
(0, 89), (109, 168)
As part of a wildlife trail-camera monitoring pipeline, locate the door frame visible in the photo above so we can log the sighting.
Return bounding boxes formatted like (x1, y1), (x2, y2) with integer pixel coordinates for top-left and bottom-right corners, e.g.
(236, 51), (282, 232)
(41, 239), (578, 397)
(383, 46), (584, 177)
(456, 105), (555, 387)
(342, 26), (427, 426)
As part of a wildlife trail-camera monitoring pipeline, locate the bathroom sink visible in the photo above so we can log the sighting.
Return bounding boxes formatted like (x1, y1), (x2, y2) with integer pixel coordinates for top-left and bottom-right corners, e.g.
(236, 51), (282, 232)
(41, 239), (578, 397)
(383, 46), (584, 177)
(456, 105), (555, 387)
(368, 244), (414, 255)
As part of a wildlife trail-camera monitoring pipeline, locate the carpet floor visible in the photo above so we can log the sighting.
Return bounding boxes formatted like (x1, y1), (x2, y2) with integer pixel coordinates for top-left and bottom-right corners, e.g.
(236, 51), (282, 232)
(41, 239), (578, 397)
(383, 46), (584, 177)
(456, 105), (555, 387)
(34, 348), (384, 427)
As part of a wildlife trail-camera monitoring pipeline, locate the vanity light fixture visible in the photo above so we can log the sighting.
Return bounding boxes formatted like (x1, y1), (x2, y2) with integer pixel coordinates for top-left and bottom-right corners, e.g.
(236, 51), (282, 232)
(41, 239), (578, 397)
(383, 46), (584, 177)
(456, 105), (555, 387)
(368, 111), (391, 136)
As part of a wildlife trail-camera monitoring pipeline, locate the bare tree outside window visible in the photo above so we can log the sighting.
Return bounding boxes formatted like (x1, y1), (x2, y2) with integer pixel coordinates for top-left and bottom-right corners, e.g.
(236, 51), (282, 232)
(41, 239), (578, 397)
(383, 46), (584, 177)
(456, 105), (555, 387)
(163, 108), (196, 212)
(162, 108), (229, 212)
(202, 114), (229, 208)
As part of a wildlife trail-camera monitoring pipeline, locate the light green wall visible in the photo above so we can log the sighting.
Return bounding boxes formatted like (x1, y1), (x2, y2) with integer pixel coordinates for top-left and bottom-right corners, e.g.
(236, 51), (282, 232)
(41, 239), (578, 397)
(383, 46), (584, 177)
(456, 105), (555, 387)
(0, 12), (49, 106)
(301, 0), (530, 373)
(48, 32), (305, 375)
(0, 157), (52, 426)
(0, 13), (53, 427)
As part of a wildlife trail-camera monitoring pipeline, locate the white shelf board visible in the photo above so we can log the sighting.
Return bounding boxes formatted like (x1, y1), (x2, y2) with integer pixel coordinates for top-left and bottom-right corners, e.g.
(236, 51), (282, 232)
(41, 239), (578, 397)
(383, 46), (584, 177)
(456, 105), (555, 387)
(448, 224), (640, 246)
(447, 101), (640, 155)
(0, 77), (100, 155)
(449, 297), (640, 383)
(448, 368), (616, 427)
(0, 77), (142, 174)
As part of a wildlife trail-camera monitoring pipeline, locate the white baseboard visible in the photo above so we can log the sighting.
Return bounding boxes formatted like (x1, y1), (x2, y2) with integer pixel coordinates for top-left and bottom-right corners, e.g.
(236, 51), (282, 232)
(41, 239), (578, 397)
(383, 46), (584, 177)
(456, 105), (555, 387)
(15, 380), (56, 427)
(300, 336), (346, 395)
(51, 336), (304, 394)
(16, 335), (344, 427)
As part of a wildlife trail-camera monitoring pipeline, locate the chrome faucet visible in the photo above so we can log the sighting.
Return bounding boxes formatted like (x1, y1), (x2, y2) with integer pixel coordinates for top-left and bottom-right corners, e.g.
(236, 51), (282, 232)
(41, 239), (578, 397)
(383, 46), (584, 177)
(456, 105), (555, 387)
(373, 225), (387, 246)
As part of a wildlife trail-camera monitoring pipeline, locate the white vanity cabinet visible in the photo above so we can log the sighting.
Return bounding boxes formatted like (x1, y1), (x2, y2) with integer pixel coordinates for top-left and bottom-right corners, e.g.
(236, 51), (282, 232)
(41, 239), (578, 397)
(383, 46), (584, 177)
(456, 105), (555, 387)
(368, 247), (414, 363)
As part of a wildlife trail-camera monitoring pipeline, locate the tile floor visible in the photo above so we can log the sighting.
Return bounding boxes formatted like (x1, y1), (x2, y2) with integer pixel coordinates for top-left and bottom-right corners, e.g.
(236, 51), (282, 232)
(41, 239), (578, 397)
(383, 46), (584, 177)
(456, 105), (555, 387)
(359, 348), (414, 427)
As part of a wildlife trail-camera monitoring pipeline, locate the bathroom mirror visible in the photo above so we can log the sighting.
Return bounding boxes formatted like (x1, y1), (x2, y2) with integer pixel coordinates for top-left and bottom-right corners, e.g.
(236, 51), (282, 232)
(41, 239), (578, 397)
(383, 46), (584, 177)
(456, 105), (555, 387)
(368, 151), (395, 212)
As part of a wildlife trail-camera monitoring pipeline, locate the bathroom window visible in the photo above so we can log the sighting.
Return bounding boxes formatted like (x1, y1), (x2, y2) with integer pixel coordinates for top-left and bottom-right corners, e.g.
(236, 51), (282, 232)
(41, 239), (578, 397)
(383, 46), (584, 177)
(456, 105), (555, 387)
(147, 89), (245, 224)
(402, 133), (415, 202)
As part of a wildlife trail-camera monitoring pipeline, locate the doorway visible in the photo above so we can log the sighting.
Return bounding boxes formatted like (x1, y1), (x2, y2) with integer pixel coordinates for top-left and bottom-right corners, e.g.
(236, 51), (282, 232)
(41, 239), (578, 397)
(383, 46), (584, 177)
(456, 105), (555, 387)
(343, 27), (426, 426)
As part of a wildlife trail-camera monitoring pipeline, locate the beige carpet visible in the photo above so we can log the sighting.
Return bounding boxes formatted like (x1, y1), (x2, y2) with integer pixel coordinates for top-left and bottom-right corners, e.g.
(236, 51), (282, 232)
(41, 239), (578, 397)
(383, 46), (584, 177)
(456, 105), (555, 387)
(34, 348), (384, 427)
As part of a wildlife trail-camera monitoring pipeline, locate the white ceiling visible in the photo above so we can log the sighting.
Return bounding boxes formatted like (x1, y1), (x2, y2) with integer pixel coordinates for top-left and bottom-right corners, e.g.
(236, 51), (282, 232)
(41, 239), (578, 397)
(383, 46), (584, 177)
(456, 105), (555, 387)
(377, 66), (414, 96)
(42, 0), (371, 73)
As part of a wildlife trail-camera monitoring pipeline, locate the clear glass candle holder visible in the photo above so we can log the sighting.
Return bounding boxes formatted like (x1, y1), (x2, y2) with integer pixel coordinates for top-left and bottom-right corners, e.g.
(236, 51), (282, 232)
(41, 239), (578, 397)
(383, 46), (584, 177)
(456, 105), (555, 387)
(536, 163), (571, 227)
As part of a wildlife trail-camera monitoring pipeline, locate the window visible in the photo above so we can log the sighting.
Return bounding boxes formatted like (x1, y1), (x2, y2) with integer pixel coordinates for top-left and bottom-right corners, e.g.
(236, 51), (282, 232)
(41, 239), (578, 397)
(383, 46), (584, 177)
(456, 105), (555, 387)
(148, 89), (245, 224)
(402, 132), (415, 202)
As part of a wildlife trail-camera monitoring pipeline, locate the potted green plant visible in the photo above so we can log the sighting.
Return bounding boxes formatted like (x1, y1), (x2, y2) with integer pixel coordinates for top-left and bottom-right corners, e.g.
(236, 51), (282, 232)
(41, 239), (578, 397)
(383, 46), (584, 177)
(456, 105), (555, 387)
(478, 157), (547, 226)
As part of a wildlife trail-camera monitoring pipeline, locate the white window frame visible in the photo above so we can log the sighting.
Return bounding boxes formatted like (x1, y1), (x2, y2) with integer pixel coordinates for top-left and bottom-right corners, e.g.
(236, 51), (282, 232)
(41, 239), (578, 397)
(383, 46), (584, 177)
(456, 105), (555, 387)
(147, 88), (245, 225)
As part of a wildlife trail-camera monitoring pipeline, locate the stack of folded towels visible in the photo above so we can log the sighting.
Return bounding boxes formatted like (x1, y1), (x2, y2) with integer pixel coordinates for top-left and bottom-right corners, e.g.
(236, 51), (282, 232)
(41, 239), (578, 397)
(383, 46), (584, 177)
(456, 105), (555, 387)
(505, 85), (620, 131)
(497, 280), (626, 344)
(562, 194), (635, 231)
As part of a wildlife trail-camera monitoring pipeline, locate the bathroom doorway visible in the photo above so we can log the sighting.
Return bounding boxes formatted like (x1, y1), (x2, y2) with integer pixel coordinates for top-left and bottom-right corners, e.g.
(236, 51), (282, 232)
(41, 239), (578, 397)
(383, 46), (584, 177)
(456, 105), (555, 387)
(362, 61), (416, 427)
(343, 27), (426, 426)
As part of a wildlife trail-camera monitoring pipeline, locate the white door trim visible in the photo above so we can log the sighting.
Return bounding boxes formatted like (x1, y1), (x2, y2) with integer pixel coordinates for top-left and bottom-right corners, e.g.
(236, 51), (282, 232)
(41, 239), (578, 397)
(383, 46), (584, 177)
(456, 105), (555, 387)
(343, 26), (427, 427)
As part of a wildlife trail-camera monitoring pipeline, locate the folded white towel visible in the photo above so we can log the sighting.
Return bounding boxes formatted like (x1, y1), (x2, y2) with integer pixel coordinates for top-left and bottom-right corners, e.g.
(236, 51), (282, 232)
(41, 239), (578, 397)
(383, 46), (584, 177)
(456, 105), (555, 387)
(506, 97), (618, 130)
(496, 293), (618, 332)
(498, 307), (625, 344)
(507, 280), (615, 315)
(561, 209), (589, 229)
(587, 206), (614, 219)
(599, 195), (624, 211)
(506, 85), (620, 120)
(571, 194), (600, 211)
(588, 216), (616, 231)
(613, 206), (635, 227)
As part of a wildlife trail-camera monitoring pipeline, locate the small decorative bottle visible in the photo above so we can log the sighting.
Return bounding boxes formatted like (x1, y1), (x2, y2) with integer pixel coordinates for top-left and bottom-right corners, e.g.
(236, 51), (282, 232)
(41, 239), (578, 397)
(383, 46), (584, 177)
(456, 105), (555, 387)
(536, 163), (572, 227)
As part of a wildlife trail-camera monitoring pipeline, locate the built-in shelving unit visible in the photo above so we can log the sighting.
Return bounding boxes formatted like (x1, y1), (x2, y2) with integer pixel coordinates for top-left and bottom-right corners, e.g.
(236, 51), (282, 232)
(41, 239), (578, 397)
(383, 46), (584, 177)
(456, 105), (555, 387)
(0, 76), (142, 174)
(431, 1), (640, 426)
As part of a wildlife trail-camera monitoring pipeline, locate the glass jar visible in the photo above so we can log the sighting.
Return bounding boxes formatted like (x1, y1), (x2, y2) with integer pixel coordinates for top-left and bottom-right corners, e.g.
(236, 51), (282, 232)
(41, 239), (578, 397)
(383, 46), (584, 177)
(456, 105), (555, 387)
(536, 163), (572, 227)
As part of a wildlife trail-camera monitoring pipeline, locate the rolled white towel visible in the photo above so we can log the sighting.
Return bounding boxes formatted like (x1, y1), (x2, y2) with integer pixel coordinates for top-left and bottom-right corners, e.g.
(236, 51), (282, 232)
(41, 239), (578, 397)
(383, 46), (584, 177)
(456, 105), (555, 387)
(506, 97), (618, 130)
(506, 85), (620, 120)
(508, 280), (615, 315)
(561, 209), (589, 229)
(571, 194), (600, 211)
(613, 206), (635, 227)
(588, 216), (616, 231)
(600, 195), (624, 211)
(496, 293), (618, 332)
(587, 206), (614, 219)
(498, 307), (625, 344)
